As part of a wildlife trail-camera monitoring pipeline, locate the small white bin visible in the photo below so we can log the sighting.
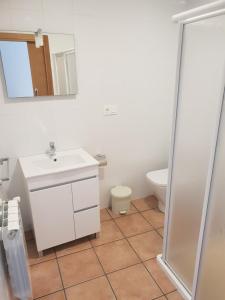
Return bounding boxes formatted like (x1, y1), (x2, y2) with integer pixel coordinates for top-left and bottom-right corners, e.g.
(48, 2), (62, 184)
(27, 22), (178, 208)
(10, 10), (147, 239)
(111, 185), (132, 215)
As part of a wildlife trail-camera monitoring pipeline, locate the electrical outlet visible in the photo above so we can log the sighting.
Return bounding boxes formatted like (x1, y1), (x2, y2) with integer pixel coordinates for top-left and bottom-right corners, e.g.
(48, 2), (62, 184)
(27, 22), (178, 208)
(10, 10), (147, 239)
(104, 105), (118, 116)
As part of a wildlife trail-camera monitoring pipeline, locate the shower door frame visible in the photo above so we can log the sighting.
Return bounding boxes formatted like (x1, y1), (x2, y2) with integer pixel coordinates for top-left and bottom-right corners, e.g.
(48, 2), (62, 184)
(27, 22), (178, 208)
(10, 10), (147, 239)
(159, 2), (225, 300)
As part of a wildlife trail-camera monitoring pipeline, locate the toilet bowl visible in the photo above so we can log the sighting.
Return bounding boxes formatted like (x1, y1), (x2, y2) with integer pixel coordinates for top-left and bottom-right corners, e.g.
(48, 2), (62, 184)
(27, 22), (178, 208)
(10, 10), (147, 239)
(146, 168), (168, 213)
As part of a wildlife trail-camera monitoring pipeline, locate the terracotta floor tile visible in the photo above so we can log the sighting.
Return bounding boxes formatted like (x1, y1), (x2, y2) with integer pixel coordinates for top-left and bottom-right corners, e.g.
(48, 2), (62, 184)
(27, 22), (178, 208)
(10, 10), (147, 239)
(38, 291), (66, 300)
(155, 297), (167, 300)
(132, 195), (158, 212)
(30, 260), (62, 298)
(144, 258), (175, 294)
(95, 239), (140, 273)
(107, 204), (137, 219)
(100, 208), (112, 222)
(66, 276), (115, 300)
(58, 248), (103, 288)
(141, 209), (165, 228)
(115, 213), (153, 237)
(166, 291), (184, 300)
(90, 220), (123, 247)
(26, 240), (56, 266)
(108, 263), (162, 300)
(128, 231), (163, 261)
(157, 227), (164, 238)
(55, 237), (91, 258)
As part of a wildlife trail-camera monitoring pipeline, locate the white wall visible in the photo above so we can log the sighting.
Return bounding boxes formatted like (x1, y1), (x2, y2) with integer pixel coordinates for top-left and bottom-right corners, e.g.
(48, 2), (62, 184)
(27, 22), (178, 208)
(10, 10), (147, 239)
(0, 0), (185, 229)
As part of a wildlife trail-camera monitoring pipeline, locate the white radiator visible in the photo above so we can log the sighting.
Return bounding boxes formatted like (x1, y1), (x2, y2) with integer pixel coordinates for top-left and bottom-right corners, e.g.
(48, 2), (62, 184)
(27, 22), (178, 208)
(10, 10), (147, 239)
(0, 197), (32, 300)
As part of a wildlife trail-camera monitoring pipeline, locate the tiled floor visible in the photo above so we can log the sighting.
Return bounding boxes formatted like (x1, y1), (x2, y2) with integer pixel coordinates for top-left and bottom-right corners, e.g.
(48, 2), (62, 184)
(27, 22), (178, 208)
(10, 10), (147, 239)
(27, 196), (184, 300)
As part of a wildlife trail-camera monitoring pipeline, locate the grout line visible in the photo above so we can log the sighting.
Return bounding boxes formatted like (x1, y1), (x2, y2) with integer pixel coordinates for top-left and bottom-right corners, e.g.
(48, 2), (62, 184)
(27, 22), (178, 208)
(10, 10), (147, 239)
(55, 244), (92, 259)
(155, 228), (164, 240)
(125, 228), (155, 238)
(156, 227), (164, 238)
(90, 236), (125, 248)
(34, 288), (64, 299)
(164, 292), (172, 299)
(55, 257), (67, 299)
(141, 259), (167, 297)
(28, 238), (93, 266)
(62, 274), (105, 291)
(132, 201), (158, 213)
(105, 261), (142, 275)
(165, 291), (183, 299)
(63, 289), (67, 300)
(29, 256), (57, 267)
(140, 211), (155, 228)
(91, 219), (156, 247)
(152, 296), (167, 300)
(92, 237), (127, 249)
(113, 215), (155, 238)
(100, 208), (112, 222)
(111, 218), (125, 236)
(140, 210), (165, 232)
(142, 261), (166, 297)
(91, 245), (118, 300)
(124, 227), (166, 297)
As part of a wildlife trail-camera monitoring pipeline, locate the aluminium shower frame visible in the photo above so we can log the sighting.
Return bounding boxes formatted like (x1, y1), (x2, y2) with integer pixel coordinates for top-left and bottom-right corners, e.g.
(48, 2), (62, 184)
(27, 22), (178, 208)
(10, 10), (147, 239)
(158, 1), (225, 300)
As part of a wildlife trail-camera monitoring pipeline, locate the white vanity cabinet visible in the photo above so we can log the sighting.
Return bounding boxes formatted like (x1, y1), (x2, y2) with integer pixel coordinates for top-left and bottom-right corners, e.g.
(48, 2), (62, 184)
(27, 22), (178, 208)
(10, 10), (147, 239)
(19, 148), (100, 253)
(29, 175), (100, 252)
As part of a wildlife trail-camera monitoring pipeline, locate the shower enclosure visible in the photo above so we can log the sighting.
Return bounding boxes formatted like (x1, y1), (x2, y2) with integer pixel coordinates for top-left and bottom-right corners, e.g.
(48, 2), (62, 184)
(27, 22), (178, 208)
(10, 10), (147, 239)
(158, 1), (225, 300)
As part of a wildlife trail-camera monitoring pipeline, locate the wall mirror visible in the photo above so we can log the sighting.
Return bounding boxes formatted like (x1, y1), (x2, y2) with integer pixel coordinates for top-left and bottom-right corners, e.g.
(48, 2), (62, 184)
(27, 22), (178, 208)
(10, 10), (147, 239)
(0, 31), (77, 98)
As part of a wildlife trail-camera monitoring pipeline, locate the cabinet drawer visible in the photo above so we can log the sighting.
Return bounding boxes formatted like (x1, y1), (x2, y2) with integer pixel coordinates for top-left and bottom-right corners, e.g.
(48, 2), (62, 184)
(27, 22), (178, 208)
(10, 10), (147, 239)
(72, 177), (99, 211)
(74, 206), (100, 239)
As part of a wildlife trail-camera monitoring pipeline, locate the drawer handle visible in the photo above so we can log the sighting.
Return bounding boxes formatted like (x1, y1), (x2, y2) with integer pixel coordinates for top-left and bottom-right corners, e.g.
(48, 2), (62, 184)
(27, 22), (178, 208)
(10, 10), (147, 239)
(74, 205), (98, 213)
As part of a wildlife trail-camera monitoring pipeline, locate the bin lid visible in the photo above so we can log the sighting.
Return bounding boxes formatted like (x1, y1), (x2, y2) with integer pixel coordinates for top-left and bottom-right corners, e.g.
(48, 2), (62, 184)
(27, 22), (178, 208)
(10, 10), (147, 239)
(111, 185), (132, 198)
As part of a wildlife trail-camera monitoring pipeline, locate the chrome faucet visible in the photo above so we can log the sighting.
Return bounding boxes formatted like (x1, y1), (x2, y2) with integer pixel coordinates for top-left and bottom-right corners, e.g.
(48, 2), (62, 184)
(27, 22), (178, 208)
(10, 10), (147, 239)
(47, 141), (56, 158)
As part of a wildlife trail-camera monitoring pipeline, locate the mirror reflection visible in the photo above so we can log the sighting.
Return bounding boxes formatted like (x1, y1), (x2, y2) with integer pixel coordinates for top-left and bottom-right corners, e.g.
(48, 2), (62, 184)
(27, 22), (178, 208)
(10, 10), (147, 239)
(0, 31), (77, 98)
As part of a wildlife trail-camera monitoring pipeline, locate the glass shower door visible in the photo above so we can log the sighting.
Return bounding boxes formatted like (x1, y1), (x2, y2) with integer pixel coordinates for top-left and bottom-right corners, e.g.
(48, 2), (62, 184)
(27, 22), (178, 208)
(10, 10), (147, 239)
(165, 14), (225, 292)
(194, 78), (225, 300)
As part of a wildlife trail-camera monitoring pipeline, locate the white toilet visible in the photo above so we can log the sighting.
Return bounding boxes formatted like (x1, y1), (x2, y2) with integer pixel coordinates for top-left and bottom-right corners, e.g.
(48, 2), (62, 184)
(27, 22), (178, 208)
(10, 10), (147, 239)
(146, 168), (168, 213)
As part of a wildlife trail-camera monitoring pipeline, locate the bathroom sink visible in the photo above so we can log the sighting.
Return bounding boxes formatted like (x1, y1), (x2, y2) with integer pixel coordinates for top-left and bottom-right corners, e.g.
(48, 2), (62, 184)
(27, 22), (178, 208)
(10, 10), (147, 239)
(19, 148), (98, 178)
(33, 154), (85, 170)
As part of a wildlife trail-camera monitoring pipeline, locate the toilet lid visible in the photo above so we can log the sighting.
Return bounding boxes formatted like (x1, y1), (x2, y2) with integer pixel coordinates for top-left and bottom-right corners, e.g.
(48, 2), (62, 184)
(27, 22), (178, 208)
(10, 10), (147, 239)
(147, 168), (168, 187)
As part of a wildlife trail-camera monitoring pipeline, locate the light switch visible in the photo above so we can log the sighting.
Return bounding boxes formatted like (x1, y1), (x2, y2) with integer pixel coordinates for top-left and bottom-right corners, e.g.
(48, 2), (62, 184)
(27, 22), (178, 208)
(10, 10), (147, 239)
(104, 105), (118, 116)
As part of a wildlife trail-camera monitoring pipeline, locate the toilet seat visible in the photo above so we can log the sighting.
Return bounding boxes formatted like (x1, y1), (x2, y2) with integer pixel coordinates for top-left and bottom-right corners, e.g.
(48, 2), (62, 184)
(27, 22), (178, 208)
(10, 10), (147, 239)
(146, 168), (168, 187)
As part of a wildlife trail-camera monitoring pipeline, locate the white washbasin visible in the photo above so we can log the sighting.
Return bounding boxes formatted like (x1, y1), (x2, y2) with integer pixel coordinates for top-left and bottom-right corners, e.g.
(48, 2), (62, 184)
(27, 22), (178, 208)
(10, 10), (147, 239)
(33, 154), (85, 170)
(19, 148), (98, 178)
